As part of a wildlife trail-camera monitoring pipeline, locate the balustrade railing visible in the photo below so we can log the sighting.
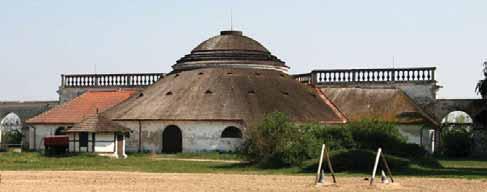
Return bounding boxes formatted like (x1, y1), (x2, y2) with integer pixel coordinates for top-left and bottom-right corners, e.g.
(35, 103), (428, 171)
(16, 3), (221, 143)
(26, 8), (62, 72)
(61, 73), (164, 88)
(293, 67), (436, 85)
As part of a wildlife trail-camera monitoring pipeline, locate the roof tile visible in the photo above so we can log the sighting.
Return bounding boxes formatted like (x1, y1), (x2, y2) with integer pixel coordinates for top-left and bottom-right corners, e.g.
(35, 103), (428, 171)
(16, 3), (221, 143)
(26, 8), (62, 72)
(26, 90), (135, 124)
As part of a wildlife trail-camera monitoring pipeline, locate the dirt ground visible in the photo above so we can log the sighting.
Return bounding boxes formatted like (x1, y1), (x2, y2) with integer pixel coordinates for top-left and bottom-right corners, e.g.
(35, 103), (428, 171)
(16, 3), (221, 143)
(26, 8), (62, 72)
(0, 171), (486, 192)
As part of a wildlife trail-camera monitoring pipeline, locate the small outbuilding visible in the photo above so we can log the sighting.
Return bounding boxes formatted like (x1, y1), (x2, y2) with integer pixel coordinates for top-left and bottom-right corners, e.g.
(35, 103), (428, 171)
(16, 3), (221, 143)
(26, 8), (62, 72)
(66, 114), (130, 158)
(26, 90), (135, 153)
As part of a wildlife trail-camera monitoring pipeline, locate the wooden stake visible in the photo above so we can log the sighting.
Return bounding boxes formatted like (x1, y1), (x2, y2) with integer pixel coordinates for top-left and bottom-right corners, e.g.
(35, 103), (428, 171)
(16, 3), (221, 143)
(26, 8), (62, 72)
(315, 144), (326, 184)
(370, 148), (382, 185)
(324, 145), (336, 183)
(381, 154), (394, 183)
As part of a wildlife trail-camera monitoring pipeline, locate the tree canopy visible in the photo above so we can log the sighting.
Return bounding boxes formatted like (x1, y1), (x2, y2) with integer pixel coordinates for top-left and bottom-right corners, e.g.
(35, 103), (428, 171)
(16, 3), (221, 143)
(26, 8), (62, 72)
(476, 61), (487, 99)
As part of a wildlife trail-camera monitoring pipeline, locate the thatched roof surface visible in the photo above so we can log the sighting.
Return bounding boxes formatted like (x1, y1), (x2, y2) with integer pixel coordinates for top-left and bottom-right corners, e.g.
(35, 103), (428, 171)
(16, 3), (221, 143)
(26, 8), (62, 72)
(67, 114), (130, 133)
(105, 68), (347, 127)
(173, 31), (288, 72)
(193, 31), (269, 52)
(320, 87), (439, 126)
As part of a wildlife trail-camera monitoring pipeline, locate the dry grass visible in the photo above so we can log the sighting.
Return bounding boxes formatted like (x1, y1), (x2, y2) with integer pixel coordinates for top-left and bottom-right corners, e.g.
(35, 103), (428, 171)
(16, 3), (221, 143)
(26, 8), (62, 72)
(0, 171), (486, 192)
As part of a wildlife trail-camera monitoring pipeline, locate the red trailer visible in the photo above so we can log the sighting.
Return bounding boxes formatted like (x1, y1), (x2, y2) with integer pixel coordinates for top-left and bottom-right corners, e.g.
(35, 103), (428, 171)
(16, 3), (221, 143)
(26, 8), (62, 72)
(44, 136), (69, 155)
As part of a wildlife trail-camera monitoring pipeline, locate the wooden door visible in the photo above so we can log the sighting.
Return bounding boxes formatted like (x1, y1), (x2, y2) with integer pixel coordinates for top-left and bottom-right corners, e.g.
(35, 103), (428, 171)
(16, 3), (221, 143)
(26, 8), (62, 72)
(162, 126), (182, 153)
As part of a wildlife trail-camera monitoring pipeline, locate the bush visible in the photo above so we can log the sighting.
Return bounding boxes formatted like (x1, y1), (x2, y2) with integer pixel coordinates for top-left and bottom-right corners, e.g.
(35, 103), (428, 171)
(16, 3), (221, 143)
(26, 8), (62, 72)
(310, 124), (355, 151)
(243, 114), (433, 169)
(441, 128), (473, 157)
(1, 130), (23, 145)
(304, 149), (410, 172)
(392, 143), (428, 159)
(242, 112), (320, 167)
(331, 149), (410, 172)
(347, 120), (406, 151)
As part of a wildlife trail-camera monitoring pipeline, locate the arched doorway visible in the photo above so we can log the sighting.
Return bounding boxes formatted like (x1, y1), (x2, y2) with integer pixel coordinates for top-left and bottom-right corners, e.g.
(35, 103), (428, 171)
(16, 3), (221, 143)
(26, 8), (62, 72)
(162, 125), (182, 153)
(441, 111), (473, 131)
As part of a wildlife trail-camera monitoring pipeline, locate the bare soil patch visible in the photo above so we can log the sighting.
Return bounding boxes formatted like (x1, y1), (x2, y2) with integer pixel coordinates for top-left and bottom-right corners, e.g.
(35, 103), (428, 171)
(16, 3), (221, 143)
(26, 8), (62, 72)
(0, 171), (486, 192)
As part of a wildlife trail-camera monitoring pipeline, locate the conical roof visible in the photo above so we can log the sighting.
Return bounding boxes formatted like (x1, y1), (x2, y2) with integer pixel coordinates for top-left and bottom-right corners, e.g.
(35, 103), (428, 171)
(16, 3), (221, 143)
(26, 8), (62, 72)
(173, 31), (288, 72)
(104, 68), (347, 127)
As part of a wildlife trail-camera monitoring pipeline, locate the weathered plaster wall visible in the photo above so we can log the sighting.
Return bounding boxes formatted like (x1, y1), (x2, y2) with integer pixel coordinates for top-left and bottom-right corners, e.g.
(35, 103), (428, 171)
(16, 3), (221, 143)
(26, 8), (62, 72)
(428, 99), (486, 122)
(116, 120), (245, 153)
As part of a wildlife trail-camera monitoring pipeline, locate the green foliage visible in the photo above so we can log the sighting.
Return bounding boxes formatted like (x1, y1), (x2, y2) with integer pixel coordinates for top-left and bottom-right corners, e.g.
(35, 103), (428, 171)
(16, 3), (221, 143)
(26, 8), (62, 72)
(441, 128), (473, 157)
(476, 62), (487, 98)
(302, 149), (411, 172)
(243, 113), (433, 170)
(242, 112), (320, 167)
(308, 124), (355, 151)
(346, 120), (406, 150)
(329, 149), (410, 171)
(392, 143), (428, 159)
(2, 130), (23, 144)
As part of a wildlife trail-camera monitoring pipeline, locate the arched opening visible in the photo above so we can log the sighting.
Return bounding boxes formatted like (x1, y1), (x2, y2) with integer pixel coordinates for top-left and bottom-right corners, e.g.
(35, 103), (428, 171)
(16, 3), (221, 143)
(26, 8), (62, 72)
(441, 111), (473, 131)
(0, 112), (22, 131)
(0, 112), (23, 146)
(162, 125), (182, 153)
(221, 126), (242, 138)
(55, 127), (66, 135)
(440, 111), (475, 156)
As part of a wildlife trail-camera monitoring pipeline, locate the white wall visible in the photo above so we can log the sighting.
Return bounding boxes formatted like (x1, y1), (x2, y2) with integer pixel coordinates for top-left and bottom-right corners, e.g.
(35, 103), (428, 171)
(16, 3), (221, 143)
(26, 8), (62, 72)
(30, 124), (72, 150)
(94, 133), (115, 153)
(116, 120), (245, 153)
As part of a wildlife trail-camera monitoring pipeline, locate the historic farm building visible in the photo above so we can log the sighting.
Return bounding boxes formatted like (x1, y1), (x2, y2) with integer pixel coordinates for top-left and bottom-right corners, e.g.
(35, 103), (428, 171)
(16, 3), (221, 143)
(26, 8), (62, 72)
(8, 30), (484, 156)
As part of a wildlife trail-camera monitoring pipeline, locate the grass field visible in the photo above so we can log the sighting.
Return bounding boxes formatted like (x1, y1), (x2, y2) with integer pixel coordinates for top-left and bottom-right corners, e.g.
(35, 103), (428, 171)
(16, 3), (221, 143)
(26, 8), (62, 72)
(0, 152), (486, 179)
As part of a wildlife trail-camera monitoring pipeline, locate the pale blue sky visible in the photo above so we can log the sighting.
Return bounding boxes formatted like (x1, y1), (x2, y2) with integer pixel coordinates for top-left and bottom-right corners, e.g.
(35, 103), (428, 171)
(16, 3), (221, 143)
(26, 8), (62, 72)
(1, 1), (486, 100)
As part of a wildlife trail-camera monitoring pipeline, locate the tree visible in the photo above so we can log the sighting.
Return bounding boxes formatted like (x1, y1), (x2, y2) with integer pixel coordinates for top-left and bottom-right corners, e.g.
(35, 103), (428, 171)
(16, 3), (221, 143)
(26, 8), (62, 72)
(476, 61), (487, 99)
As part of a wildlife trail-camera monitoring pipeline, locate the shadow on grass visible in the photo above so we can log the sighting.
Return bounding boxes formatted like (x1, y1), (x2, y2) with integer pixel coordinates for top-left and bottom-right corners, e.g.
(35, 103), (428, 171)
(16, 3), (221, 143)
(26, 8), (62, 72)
(208, 158), (487, 179)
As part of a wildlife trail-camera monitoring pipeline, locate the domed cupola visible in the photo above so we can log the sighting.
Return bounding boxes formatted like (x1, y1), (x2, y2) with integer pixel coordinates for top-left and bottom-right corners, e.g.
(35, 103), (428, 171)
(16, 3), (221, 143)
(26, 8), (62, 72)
(173, 30), (289, 72)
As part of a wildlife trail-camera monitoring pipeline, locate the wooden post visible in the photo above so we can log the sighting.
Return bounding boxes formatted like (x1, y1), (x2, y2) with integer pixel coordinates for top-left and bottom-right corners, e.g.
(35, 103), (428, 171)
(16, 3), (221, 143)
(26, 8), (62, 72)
(370, 148), (382, 185)
(324, 145), (336, 183)
(315, 144), (326, 184)
(381, 155), (394, 183)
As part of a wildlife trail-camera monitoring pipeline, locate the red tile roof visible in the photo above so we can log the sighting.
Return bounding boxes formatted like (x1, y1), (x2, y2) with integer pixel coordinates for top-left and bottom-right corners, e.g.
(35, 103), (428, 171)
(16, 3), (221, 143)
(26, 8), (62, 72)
(27, 90), (135, 124)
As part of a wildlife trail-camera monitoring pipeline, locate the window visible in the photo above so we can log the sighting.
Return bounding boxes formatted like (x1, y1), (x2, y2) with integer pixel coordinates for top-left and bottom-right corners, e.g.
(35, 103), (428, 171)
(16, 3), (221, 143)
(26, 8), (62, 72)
(221, 126), (242, 138)
(79, 132), (89, 147)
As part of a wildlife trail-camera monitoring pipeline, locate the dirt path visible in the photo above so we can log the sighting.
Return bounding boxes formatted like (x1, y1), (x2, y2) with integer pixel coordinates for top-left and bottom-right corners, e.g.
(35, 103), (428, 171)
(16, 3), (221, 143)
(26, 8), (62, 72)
(0, 171), (486, 192)
(152, 157), (246, 163)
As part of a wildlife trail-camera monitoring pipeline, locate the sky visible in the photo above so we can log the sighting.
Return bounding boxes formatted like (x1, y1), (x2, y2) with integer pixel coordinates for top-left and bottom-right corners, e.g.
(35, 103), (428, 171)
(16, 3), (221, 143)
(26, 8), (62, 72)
(1, 0), (486, 101)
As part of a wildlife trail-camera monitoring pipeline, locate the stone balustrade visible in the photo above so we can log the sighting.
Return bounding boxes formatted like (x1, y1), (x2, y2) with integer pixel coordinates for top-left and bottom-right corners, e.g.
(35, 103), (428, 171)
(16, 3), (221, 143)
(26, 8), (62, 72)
(61, 73), (164, 88)
(293, 67), (436, 85)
